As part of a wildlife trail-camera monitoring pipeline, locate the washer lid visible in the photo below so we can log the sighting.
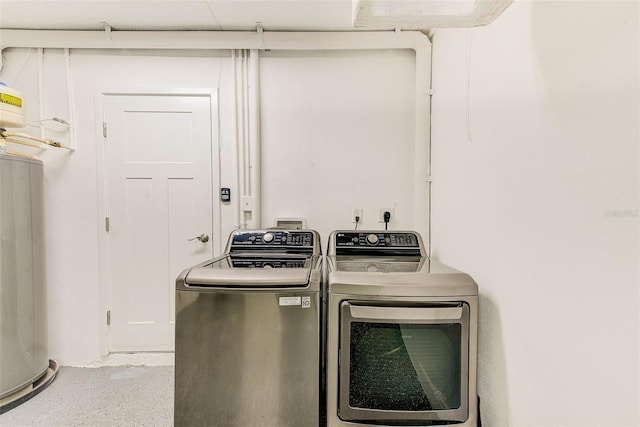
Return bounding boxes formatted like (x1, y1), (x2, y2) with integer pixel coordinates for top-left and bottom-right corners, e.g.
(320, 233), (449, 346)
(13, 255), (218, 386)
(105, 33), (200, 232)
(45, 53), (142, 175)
(183, 255), (313, 288)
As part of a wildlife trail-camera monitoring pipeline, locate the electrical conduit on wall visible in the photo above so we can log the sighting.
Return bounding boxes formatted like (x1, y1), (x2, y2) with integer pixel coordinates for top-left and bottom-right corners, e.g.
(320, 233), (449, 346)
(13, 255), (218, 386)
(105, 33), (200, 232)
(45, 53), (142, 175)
(232, 49), (245, 229)
(248, 49), (261, 229)
(232, 48), (261, 229)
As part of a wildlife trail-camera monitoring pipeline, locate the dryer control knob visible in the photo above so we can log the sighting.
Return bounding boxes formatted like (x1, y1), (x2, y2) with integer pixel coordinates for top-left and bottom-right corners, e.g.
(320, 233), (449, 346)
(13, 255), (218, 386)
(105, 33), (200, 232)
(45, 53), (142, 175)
(263, 232), (275, 243)
(366, 233), (379, 245)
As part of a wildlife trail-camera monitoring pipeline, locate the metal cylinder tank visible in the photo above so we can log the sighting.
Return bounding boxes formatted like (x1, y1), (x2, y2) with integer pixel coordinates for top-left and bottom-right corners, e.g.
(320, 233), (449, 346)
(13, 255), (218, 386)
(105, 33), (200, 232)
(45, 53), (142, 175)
(0, 154), (48, 399)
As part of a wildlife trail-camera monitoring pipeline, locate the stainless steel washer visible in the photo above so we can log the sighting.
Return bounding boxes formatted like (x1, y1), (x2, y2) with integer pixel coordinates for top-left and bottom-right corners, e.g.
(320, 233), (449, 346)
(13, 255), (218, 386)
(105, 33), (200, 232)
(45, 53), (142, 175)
(325, 230), (479, 427)
(175, 229), (322, 427)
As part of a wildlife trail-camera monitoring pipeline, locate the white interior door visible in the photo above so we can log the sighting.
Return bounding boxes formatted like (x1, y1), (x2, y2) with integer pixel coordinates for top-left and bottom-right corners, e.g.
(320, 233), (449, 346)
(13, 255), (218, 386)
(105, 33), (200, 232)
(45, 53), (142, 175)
(104, 92), (215, 352)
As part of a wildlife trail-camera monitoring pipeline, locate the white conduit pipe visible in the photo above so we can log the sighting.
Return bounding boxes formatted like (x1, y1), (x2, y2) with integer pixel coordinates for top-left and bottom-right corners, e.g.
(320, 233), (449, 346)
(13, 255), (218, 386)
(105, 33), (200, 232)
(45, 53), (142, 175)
(412, 38), (432, 253)
(1, 30), (432, 247)
(241, 50), (251, 226)
(231, 49), (243, 229)
(1, 30), (420, 53)
(63, 48), (76, 151)
(242, 50), (250, 197)
(37, 48), (45, 139)
(248, 49), (261, 229)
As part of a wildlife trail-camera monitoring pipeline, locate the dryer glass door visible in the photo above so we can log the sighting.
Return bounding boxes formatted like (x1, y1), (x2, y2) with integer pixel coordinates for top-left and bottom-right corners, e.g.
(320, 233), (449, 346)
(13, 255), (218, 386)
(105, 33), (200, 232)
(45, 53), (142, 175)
(338, 302), (470, 423)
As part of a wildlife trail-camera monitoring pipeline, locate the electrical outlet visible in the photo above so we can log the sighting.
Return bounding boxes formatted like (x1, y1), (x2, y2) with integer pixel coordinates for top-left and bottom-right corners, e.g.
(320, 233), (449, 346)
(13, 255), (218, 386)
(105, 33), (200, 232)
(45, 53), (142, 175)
(352, 208), (363, 223)
(241, 196), (253, 212)
(378, 208), (395, 223)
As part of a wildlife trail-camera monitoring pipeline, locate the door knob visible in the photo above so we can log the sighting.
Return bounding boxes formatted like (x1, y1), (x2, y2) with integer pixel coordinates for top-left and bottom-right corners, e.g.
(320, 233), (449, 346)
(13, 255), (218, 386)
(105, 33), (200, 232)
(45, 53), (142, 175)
(188, 233), (209, 243)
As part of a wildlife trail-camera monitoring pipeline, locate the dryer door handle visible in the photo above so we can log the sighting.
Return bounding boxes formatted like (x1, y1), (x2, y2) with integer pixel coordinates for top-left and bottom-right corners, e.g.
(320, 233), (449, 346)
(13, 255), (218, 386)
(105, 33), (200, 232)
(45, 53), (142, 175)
(347, 304), (463, 321)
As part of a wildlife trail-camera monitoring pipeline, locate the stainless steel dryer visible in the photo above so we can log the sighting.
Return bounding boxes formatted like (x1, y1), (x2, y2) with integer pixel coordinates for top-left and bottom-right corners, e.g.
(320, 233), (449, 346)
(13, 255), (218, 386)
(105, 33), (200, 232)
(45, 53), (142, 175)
(325, 230), (478, 427)
(175, 229), (322, 427)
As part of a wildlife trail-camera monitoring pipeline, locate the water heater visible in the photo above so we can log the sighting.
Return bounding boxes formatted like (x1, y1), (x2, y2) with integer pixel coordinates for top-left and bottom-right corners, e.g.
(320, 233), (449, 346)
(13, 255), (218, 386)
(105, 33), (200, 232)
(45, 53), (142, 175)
(0, 155), (49, 401)
(0, 82), (26, 128)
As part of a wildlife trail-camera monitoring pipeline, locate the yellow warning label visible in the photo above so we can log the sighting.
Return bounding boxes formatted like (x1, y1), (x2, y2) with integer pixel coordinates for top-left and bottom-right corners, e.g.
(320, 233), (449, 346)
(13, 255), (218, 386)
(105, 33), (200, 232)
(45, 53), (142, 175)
(0, 93), (23, 108)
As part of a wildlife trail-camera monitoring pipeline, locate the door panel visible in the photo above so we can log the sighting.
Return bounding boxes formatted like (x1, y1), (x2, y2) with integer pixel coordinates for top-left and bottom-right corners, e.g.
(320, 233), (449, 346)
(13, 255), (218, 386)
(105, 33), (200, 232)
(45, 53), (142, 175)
(105, 93), (214, 352)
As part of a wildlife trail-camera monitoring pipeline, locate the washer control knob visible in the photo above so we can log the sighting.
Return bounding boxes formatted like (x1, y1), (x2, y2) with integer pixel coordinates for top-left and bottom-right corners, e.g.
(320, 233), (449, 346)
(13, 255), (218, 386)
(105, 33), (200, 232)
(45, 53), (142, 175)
(366, 233), (379, 245)
(263, 232), (275, 243)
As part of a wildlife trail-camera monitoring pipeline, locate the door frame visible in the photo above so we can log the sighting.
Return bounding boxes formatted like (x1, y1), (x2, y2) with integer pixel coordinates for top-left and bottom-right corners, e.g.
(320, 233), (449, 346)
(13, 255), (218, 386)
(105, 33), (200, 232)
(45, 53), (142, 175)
(95, 88), (220, 356)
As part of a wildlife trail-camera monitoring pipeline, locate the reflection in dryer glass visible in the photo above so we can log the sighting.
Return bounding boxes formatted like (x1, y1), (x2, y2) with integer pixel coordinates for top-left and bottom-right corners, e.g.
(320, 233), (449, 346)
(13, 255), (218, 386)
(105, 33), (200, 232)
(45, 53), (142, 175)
(349, 323), (461, 411)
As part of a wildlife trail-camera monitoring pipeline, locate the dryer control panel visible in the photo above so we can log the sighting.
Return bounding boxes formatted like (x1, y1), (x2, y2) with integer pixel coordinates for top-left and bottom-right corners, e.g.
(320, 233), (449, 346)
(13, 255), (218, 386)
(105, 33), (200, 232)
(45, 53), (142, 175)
(333, 231), (424, 256)
(335, 232), (419, 248)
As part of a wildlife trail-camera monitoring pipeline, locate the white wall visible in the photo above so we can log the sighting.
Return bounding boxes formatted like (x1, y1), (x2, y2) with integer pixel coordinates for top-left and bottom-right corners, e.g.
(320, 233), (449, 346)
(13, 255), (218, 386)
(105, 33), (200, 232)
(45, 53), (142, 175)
(0, 44), (423, 365)
(259, 49), (416, 238)
(431, 1), (639, 426)
(4, 6), (636, 424)
(0, 48), (240, 364)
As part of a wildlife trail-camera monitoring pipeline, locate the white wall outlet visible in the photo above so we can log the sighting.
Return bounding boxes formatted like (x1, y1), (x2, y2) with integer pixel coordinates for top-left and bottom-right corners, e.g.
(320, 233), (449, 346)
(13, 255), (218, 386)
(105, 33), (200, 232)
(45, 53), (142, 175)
(241, 196), (253, 212)
(352, 208), (363, 223)
(378, 207), (395, 223)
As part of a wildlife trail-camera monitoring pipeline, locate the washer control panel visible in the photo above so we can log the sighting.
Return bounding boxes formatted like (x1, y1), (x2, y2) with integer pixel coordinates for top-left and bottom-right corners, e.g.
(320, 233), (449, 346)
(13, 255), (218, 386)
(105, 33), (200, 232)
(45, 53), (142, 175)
(231, 231), (314, 248)
(231, 258), (307, 268)
(335, 232), (419, 248)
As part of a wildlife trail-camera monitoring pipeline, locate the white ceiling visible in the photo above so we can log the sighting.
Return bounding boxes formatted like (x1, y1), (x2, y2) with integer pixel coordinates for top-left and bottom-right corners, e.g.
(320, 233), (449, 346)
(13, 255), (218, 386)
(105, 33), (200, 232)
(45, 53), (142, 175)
(0, 1), (359, 32)
(0, 0), (513, 32)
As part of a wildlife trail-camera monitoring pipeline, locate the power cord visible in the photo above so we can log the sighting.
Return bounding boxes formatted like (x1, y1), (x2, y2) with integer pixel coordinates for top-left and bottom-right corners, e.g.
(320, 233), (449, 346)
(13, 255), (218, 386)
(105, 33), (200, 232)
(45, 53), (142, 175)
(354, 215), (360, 230)
(383, 211), (391, 230)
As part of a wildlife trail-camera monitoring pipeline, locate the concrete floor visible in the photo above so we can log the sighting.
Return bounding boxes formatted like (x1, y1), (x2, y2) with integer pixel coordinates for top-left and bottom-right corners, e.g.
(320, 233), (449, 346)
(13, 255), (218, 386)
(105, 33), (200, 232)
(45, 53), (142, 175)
(0, 365), (174, 426)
